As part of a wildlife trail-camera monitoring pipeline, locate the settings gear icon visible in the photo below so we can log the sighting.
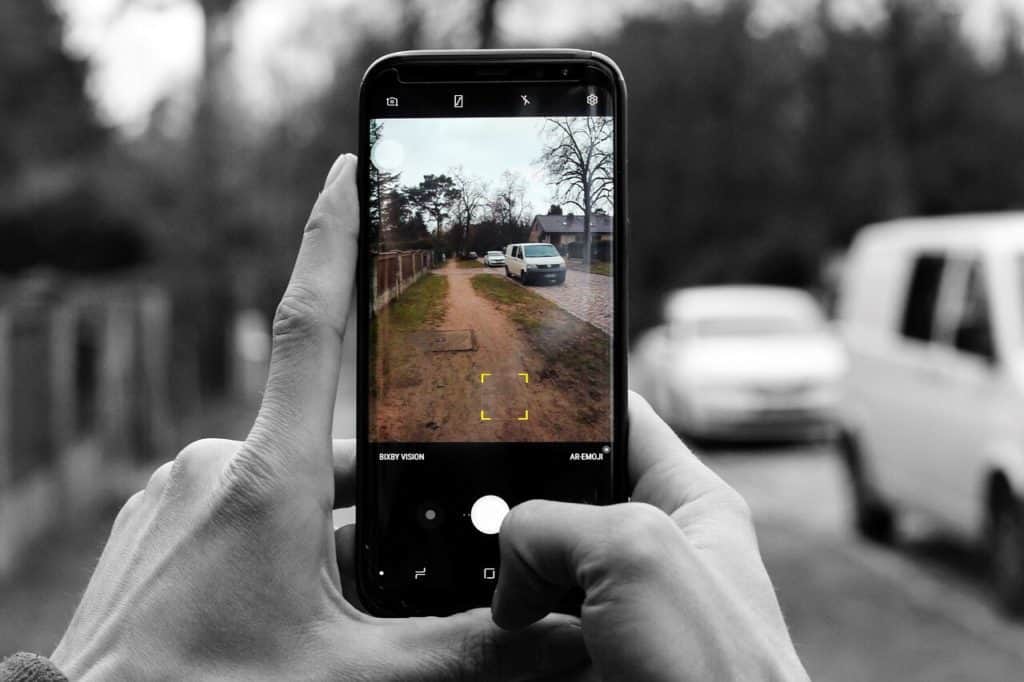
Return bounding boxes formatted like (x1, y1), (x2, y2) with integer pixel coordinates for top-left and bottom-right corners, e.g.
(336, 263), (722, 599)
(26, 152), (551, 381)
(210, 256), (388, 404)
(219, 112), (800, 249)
(586, 93), (599, 106)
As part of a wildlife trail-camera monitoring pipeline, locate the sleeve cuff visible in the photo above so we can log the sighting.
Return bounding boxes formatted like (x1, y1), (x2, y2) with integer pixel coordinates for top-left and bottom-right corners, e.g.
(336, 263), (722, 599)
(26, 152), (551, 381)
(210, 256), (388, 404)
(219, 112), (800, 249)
(0, 653), (68, 682)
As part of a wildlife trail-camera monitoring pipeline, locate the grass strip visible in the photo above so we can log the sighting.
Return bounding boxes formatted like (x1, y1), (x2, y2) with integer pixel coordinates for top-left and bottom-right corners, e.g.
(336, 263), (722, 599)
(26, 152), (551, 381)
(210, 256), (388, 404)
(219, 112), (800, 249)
(371, 273), (448, 395)
(386, 273), (448, 330)
(470, 274), (610, 423)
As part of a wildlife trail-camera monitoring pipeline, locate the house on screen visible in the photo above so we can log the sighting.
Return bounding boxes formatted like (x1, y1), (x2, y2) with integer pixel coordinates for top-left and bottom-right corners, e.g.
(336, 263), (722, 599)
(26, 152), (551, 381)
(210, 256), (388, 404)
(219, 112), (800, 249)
(527, 210), (613, 260)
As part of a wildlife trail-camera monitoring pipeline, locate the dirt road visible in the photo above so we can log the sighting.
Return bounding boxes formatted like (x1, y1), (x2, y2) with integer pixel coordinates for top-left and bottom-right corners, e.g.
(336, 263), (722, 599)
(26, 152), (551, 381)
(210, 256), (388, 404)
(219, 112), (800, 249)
(373, 260), (610, 442)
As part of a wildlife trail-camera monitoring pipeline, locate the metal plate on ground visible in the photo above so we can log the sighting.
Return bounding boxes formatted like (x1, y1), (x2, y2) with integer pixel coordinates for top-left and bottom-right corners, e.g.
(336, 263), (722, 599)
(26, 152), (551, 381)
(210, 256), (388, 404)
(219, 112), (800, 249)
(409, 329), (477, 352)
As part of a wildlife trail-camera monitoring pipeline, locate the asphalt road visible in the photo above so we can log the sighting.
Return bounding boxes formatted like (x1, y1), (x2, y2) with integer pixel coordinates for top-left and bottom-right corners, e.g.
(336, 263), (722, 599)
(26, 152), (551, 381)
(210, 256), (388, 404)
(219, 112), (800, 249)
(703, 443), (1024, 681)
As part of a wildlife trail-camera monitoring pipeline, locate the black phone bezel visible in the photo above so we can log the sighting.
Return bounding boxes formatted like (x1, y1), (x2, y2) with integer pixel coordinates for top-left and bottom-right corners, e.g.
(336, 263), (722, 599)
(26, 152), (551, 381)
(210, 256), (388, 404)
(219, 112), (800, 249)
(355, 49), (629, 617)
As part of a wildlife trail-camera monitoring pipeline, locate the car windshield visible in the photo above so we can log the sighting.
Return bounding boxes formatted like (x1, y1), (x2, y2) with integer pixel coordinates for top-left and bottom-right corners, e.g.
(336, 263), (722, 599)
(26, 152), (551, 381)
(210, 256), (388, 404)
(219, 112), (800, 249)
(523, 244), (560, 258)
(688, 315), (822, 337)
(487, 251), (502, 256)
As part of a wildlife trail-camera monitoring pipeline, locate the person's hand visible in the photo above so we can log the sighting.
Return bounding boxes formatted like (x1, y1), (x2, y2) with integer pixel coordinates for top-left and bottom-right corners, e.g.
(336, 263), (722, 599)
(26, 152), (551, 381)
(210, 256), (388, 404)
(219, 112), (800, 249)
(493, 393), (810, 682)
(50, 154), (587, 681)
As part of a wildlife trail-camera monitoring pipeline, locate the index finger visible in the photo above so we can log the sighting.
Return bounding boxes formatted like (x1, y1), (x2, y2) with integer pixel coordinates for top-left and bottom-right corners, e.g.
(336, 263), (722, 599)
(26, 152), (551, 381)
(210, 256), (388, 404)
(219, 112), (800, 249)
(627, 391), (741, 517)
(246, 153), (359, 482)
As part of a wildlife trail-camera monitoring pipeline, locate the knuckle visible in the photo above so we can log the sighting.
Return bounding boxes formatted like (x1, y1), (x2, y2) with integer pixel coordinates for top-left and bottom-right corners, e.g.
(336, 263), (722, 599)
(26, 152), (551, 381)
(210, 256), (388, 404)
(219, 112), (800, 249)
(502, 499), (545, 533)
(173, 438), (236, 479)
(272, 285), (330, 344)
(144, 461), (174, 495)
(173, 439), (213, 472)
(175, 438), (216, 463)
(303, 213), (331, 234)
(124, 490), (145, 509)
(601, 503), (676, 568)
(110, 491), (146, 532)
(213, 442), (282, 520)
(114, 490), (146, 525)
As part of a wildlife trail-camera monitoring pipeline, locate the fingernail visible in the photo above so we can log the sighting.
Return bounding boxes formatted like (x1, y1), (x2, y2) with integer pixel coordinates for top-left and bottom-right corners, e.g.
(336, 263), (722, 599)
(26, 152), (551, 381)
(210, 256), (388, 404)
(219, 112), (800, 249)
(323, 153), (354, 189)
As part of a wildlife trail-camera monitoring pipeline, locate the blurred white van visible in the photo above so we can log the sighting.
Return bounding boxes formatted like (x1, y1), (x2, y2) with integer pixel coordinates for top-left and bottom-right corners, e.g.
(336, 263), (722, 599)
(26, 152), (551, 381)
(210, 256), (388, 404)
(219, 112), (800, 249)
(836, 213), (1024, 613)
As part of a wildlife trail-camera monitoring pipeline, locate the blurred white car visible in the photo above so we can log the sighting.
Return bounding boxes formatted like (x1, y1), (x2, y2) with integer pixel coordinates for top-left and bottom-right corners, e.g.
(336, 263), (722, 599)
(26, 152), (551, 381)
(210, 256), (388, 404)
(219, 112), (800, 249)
(631, 286), (846, 442)
(483, 250), (505, 266)
(836, 213), (1024, 614)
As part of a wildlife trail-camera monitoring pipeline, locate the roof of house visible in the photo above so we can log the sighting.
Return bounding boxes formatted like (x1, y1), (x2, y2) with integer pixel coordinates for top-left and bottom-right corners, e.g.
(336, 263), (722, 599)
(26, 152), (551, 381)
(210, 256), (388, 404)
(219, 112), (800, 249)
(531, 213), (614, 234)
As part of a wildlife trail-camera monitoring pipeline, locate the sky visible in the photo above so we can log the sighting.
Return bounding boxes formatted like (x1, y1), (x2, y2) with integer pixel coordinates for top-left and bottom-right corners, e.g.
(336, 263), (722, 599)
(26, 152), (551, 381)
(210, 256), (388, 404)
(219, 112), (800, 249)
(54, 0), (1024, 132)
(371, 116), (614, 220)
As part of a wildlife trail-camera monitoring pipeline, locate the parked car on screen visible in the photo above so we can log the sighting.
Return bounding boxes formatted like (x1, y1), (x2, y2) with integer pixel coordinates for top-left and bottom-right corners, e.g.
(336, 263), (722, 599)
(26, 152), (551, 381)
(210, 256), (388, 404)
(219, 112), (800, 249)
(483, 250), (505, 267)
(631, 286), (845, 442)
(467, 251), (478, 259)
(835, 213), (1024, 614)
(504, 243), (566, 284)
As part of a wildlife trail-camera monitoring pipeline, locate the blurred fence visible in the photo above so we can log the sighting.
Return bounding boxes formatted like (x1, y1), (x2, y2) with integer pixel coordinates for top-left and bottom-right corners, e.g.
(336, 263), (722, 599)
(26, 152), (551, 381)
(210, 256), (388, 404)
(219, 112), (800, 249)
(373, 250), (434, 313)
(0, 275), (173, 578)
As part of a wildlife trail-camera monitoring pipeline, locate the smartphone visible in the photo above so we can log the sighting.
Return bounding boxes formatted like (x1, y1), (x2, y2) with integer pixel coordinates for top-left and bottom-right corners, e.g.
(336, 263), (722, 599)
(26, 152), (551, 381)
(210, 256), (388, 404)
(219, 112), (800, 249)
(356, 49), (627, 616)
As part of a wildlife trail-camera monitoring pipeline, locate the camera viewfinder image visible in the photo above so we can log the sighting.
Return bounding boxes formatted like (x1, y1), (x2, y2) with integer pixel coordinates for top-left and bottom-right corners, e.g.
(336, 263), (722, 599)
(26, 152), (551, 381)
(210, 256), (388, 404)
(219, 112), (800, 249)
(367, 116), (614, 443)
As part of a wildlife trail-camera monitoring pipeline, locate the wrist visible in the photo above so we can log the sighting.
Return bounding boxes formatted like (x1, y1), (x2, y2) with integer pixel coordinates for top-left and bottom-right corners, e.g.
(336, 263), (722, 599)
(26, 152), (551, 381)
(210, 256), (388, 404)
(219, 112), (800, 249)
(51, 636), (195, 682)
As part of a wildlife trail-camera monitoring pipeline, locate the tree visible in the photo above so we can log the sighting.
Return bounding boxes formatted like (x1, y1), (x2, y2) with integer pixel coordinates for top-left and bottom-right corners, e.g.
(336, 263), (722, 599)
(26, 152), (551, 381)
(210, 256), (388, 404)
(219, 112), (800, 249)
(368, 119), (401, 235)
(0, 1), (105, 187)
(450, 167), (488, 255)
(484, 171), (532, 250)
(382, 189), (430, 249)
(478, 0), (502, 48)
(407, 174), (461, 237)
(539, 117), (613, 267)
(491, 170), (531, 227)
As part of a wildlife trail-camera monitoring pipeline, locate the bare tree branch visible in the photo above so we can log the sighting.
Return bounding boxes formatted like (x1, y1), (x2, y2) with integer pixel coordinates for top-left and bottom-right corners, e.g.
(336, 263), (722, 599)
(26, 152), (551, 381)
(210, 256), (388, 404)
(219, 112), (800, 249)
(537, 116), (614, 266)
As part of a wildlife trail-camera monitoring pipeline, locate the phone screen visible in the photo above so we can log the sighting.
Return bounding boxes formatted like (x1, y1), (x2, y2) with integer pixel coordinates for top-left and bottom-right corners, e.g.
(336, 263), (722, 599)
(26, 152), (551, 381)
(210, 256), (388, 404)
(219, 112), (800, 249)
(358, 54), (625, 615)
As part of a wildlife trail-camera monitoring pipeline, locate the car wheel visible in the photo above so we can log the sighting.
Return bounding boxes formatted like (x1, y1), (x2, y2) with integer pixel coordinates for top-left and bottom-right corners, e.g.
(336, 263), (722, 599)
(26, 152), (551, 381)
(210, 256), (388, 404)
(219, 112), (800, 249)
(839, 432), (896, 544)
(988, 483), (1024, 617)
(521, 271), (530, 285)
(504, 266), (511, 277)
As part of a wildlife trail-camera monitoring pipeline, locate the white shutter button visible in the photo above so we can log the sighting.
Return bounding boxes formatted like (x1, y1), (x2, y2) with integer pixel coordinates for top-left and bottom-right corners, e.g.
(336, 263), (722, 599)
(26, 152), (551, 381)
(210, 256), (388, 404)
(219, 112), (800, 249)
(470, 495), (510, 535)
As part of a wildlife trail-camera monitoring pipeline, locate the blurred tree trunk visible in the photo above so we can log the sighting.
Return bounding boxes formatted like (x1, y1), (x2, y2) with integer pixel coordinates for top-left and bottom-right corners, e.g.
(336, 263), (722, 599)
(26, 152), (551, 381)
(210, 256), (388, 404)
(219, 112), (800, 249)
(879, 0), (917, 217)
(191, 0), (239, 396)
(807, 0), (834, 236)
(113, 0), (241, 400)
(478, 0), (501, 49)
(400, 0), (423, 49)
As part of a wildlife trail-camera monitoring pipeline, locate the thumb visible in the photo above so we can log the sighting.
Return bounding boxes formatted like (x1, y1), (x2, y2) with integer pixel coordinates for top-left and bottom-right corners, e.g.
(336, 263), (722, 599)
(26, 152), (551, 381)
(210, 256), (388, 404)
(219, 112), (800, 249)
(372, 609), (589, 681)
